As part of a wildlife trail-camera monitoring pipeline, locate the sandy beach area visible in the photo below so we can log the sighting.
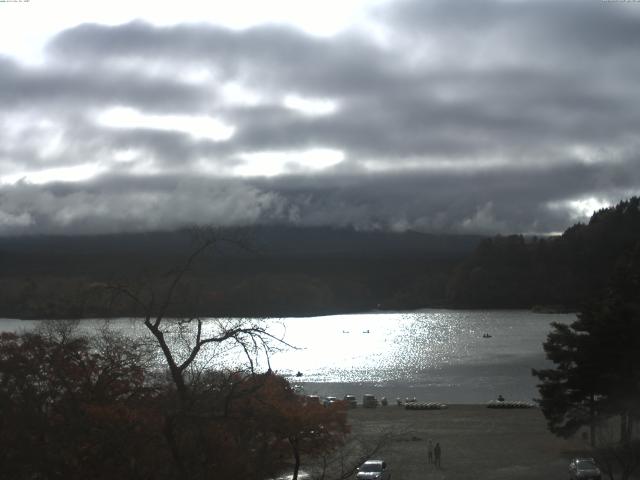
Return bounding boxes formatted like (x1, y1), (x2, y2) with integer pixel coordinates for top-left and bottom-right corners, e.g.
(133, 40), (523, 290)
(344, 405), (589, 480)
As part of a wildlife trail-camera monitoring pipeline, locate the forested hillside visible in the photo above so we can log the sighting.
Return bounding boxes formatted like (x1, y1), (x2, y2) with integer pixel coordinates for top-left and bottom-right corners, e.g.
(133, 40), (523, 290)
(0, 227), (480, 318)
(447, 197), (640, 309)
(1, 198), (638, 318)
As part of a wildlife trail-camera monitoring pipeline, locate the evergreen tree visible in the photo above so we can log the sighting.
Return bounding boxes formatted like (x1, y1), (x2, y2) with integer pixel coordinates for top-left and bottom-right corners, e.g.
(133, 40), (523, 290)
(532, 319), (605, 446)
(533, 242), (640, 445)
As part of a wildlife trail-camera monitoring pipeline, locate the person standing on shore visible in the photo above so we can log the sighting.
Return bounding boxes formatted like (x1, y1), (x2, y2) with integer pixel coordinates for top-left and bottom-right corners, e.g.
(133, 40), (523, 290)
(427, 439), (433, 464)
(434, 442), (441, 468)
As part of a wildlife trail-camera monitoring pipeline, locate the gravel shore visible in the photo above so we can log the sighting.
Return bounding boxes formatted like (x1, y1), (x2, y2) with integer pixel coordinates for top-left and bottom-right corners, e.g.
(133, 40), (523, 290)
(346, 405), (588, 480)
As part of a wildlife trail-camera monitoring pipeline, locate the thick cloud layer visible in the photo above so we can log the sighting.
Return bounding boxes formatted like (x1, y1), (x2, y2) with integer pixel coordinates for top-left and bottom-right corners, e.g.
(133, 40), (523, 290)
(1, 0), (639, 235)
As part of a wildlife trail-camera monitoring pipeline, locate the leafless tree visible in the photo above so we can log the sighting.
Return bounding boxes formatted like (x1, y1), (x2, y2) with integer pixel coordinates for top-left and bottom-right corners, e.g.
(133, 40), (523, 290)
(97, 227), (294, 479)
(100, 227), (287, 402)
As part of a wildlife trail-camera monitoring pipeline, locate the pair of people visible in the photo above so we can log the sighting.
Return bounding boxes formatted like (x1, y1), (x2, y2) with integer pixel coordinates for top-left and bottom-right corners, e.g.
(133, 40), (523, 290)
(427, 440), (442, 468)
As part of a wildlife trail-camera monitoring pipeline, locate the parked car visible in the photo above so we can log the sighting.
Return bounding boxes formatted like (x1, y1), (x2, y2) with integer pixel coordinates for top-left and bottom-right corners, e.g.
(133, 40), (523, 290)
(306, 395), (320, 404)
(356, 459), (391, 480)
(323, 396), (338, 406)
(344, 394), (358, 408)
(362, 394), (378, 408)
(273, 469), (311, 480)
(569, 457), (601, 480)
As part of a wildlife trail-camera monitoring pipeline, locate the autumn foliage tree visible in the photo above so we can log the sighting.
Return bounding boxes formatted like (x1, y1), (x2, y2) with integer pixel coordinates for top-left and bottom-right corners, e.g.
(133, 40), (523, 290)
(0, 330), (167, 480)
(168, 371), (350, 480)
(231, 374), (350, 479)
(0, 329), (350, 480)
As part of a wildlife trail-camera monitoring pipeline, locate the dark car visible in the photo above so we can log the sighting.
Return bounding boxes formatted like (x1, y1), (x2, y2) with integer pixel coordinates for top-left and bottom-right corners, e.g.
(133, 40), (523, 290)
(569, 457), (601, 480)
(362, 394), (378, 408)
(344, 394), (358, 408)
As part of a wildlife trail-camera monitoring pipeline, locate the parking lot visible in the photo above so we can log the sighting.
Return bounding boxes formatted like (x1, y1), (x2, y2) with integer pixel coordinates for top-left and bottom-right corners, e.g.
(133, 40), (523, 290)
(344, 404), (588, 480)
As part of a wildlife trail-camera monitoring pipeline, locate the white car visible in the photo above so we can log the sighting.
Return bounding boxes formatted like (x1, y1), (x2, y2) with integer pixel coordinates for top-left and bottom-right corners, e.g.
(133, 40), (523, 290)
(273, 470), (311, 480)
(323, 396), (338, 406)
(356, 460), (391, 480)
(344, 394), (358, 408)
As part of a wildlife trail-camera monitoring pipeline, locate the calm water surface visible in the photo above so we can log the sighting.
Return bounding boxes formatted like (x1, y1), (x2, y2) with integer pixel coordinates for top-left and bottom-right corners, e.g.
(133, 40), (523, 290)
(1, 309), (574, 403)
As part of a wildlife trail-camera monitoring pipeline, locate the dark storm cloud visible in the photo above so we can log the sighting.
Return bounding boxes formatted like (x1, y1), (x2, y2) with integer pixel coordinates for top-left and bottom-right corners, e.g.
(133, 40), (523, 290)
(0, 52), (221, 173)
(62, 124), (237, 169)
(0, 175), (291, 235)
(252, 158), (640, 233)
(46, 16), (640, 162)
(0, 55), (207, 113)
(48, 21), (399, 98)
(0, 113), (233, 174)
(2, 0), (640, 235)
(380, 0), (640, 58)
(2, 158), (638, 235)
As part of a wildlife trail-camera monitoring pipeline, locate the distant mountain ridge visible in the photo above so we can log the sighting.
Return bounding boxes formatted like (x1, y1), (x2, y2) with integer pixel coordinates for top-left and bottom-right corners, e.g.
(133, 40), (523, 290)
(0, 226), (483, 318)
(0, 226), (481, 256)
(2, 198), (637, 318)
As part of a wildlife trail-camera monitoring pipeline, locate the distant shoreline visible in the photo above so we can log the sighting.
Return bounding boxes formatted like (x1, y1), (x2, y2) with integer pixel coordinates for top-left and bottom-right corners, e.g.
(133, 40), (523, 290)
(2, 304), (576, 322)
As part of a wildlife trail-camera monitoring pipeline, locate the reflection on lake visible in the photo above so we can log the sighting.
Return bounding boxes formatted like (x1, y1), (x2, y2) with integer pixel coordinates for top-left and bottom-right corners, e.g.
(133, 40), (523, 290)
(0, 309), (574, 403)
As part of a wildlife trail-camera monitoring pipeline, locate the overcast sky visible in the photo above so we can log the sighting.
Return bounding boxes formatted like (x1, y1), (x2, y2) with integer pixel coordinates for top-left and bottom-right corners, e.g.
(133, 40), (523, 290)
(1, 0), (639, 236)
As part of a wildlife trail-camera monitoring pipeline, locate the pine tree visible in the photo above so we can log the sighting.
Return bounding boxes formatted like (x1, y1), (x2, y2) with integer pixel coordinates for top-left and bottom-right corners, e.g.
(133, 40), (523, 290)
(533, 242), (640, 446)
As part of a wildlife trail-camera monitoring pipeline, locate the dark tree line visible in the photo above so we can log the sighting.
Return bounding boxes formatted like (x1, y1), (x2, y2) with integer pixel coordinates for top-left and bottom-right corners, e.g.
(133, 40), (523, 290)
(2, 199), (639, 317)
(448, 197), (640, 309)
(0, 227), (479, 319)
(533, 243), (640, 479)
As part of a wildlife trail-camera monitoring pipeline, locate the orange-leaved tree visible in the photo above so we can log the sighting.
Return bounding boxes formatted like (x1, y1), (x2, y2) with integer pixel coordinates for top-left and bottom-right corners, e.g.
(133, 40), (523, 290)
(0, 330), (169, 480)
(224, 373), (351, 480)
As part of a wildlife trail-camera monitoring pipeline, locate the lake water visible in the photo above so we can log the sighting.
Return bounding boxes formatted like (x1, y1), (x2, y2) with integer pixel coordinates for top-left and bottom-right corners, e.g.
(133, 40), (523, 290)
(0, 309), (575, 404)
